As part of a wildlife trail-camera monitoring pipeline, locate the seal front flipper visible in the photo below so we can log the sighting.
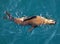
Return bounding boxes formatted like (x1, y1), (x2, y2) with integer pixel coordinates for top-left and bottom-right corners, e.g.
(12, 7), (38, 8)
(28, 25), (38, 32)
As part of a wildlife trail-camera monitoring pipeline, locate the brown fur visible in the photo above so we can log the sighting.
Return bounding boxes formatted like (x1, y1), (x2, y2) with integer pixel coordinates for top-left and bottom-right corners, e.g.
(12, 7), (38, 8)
(14, 16), (55, 25)
(5, 11), (56, 32)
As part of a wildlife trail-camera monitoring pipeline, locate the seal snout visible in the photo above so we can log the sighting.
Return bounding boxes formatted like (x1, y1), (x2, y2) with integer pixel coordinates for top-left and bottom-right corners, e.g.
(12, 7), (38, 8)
(49, 19), (56, 24)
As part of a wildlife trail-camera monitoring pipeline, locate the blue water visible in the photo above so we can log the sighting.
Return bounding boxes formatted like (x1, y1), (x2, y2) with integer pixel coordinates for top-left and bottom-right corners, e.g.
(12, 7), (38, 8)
(0, 0), (60, 44)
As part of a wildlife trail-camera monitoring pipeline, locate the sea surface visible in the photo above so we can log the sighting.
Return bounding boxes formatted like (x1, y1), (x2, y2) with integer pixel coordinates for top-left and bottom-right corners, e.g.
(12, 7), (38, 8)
(0, 0), (60, 44)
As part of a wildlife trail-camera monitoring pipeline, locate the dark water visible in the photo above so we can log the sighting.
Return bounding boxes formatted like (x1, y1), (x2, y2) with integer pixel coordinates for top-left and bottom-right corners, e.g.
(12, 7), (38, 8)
(0, 0), (60, 44)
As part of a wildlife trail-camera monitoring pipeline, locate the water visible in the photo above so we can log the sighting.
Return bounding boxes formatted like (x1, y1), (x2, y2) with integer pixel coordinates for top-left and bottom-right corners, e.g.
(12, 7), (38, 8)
(0, 0), (60, 44)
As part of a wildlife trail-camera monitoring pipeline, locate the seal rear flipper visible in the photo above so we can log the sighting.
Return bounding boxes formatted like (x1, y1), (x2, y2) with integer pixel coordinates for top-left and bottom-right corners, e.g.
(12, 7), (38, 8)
(5, 11), (15, 21)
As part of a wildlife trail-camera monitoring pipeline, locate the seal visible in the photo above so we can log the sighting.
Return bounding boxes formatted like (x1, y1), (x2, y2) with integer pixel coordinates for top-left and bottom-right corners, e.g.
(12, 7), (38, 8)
(5, 11), (56, 32)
